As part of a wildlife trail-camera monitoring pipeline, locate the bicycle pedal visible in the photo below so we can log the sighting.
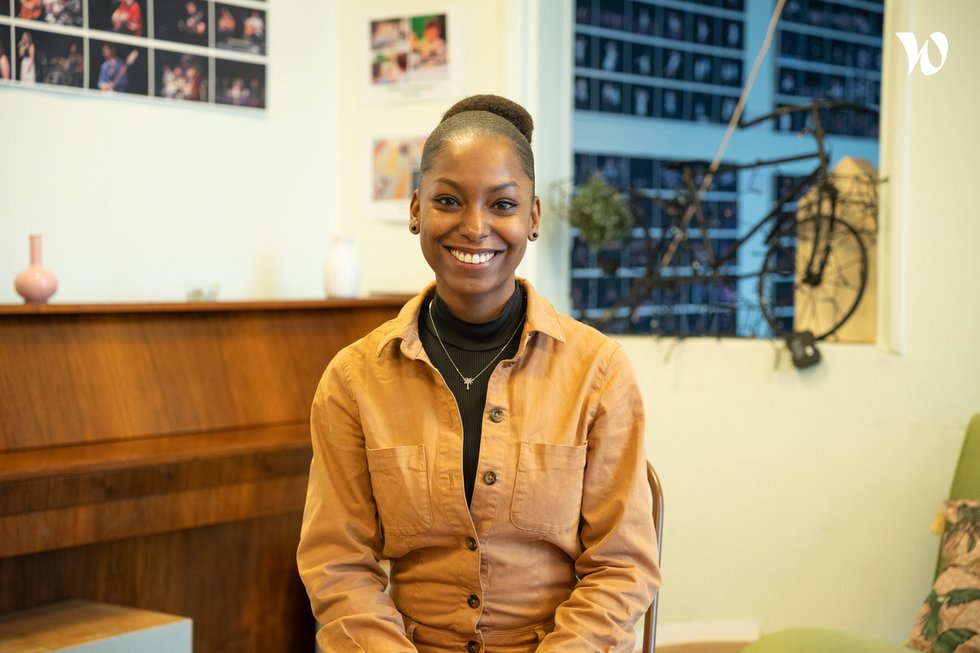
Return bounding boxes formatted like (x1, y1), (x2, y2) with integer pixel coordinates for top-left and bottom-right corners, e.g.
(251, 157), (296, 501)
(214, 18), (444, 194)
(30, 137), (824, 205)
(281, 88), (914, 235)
(786, 330), (821, 369)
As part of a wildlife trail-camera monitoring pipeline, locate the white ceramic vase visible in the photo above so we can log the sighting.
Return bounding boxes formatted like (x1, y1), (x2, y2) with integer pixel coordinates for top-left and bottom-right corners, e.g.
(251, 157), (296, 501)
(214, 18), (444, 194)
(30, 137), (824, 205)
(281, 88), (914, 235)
(325, 236), (360, 298)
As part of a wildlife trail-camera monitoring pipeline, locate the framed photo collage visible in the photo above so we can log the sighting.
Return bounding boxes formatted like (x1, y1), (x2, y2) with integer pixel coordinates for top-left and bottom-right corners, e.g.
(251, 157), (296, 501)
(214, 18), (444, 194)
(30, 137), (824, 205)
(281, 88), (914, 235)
(0, 0), (267, 109)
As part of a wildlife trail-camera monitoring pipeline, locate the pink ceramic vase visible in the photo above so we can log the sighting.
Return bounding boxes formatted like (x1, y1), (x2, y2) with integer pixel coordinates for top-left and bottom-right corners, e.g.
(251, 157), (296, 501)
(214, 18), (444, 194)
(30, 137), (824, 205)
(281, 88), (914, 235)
(14, 235), (58, 304)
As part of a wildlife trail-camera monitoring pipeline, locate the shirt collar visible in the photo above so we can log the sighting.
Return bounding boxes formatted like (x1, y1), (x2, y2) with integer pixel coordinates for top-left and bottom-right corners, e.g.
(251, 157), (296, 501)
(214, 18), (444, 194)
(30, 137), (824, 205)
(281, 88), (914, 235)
(376, 278), (566, 359)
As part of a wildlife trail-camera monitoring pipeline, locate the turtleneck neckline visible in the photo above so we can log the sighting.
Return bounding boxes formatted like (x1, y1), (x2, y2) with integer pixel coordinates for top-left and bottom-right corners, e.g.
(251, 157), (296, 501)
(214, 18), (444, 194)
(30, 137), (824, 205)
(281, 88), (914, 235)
(428, 283), (525, 351)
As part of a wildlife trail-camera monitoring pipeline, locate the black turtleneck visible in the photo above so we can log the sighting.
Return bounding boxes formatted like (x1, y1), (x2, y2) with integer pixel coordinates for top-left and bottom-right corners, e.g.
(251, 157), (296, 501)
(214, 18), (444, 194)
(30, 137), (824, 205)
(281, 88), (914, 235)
(419, 284), (526, 506)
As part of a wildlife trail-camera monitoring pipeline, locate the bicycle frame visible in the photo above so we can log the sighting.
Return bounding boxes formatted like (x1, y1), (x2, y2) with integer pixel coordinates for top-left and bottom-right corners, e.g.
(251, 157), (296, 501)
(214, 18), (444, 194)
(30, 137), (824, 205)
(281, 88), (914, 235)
(602, 101), (877, 335)
(655, 101), (848, 275)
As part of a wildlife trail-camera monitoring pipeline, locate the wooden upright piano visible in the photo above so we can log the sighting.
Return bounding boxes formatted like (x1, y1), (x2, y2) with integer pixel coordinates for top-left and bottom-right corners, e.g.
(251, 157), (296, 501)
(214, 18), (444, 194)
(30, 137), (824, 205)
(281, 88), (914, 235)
(0, 298), (405, 652)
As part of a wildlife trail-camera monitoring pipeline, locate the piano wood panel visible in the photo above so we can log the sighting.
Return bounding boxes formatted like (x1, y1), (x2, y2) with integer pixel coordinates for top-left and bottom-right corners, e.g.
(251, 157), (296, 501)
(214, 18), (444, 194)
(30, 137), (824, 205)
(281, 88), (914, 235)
(0, 300), (403, 451)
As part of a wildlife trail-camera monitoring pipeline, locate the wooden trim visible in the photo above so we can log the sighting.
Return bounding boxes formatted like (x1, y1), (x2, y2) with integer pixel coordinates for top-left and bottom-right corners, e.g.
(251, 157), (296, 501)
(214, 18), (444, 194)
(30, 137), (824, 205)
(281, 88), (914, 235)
(0, 296), (412, 316)
(0, 423), (309, 483)
(0, 424), (313, 558)
(1, 476), (309, 558)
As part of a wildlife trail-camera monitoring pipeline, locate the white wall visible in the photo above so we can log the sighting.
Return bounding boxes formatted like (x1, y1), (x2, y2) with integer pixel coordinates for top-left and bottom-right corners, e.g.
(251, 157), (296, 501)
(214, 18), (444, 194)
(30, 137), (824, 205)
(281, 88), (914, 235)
(0, 3), (338, 302)
(2, 0), (978, 645)
(632, 0), (980, 641)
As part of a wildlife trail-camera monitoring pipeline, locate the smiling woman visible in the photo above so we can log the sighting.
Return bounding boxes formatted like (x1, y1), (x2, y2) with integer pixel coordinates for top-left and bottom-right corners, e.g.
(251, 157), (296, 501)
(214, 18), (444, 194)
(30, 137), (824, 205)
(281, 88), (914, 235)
(297, 95), (661, 653)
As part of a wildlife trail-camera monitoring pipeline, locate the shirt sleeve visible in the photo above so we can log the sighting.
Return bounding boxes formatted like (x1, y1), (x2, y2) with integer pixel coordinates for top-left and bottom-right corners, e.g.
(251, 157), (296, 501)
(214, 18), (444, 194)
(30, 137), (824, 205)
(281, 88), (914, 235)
(537, 343), (662, 652)
(296, 355), (417, 653)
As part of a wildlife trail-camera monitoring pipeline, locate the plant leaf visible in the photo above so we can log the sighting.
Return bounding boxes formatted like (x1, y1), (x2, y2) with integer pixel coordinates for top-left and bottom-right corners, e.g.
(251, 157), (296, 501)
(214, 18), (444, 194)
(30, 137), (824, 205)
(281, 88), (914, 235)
(921, 590), (943, 643)
(944, 588), (980, 607)
(933, 628), (977, 653)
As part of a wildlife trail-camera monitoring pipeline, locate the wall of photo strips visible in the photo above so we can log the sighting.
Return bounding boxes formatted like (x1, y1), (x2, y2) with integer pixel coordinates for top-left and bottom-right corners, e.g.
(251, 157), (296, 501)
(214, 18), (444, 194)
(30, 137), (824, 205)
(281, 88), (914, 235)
(574, 0), (746, 124)
(0, 0), (267, 109)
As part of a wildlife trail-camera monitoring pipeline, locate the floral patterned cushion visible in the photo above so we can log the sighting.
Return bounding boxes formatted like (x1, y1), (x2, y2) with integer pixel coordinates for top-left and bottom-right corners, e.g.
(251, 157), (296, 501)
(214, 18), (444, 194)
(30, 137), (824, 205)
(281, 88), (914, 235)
(908, 500), (980, 653)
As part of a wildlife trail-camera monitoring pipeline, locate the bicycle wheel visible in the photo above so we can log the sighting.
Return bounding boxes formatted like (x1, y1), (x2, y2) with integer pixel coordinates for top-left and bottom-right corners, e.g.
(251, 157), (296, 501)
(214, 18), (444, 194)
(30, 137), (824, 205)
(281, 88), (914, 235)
(757, 216), (868, 340)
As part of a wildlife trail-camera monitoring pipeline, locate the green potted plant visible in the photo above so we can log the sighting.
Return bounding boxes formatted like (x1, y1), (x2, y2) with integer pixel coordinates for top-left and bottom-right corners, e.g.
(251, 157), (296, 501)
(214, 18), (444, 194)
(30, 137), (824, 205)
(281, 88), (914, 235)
(562, 174), (634, 274)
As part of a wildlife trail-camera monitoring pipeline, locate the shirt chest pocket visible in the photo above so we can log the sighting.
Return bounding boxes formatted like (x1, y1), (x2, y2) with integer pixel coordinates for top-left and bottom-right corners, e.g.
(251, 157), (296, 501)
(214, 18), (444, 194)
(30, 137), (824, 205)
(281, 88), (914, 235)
(365, 444), (433, 536)
(510, 442), (588, 534)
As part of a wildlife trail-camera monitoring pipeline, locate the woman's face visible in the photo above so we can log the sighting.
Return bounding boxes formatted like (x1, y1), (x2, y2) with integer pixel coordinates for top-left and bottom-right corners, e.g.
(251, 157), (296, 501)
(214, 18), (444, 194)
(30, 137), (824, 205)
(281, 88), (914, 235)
(411, 133), (539, 320)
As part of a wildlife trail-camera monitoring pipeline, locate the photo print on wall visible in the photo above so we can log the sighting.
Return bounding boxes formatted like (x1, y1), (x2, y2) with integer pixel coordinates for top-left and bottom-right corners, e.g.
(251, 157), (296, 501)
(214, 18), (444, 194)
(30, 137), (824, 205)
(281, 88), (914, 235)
(366, 10), (461, 104)
(369, 135), (426, 221)
(215, 58), (264, 109)
(155, 49), (208, 102)
(373, 136), (426, 201)
(14, 27), (84, 87)
(216, 3), (265, 55)
(89, 0), (144, 37)
(370, 17), (409, 84)
(1, 0), (268, 111)
(0, 34), (10, 82)
(154, 0), (208, 46)
(16, 0), (82, 26)
(88, 38), (147, 95)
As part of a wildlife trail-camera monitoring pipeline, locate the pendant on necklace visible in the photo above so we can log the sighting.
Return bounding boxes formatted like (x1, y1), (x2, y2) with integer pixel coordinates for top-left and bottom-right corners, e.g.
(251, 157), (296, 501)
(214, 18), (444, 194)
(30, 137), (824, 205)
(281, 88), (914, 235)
(463, 378), (474, 390)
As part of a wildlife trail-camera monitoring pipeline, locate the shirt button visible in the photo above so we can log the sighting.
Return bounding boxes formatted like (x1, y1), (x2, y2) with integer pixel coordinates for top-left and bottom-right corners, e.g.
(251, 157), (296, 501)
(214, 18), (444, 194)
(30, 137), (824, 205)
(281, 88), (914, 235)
(466, 641), (480, 653)
(488, 407), (505, 423)
(483, 470), (498, 485)
(467, 594), (481, 609)
(465, 536), (478, 551)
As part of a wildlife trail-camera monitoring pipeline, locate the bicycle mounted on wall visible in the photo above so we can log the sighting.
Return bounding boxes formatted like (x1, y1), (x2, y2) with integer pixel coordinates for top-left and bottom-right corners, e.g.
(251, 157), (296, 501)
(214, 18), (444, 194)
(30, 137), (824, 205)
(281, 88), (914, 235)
(571, 100), (880, 362)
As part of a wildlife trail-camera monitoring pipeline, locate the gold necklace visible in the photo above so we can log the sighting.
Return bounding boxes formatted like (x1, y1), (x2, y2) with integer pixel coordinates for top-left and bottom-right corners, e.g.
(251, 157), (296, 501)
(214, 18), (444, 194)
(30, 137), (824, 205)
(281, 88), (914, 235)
(427, 297), (525, 390)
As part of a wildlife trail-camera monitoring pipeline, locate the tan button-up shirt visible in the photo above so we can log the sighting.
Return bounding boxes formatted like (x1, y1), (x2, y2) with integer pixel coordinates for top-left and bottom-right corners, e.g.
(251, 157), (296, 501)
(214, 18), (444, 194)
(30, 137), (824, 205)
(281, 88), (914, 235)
(297, 280), (660, 653)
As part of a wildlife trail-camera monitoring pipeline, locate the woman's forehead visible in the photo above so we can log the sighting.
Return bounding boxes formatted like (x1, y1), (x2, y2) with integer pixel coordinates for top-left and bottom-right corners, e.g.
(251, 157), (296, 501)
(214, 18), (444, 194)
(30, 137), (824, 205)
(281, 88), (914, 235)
(426, 134), (528, 179)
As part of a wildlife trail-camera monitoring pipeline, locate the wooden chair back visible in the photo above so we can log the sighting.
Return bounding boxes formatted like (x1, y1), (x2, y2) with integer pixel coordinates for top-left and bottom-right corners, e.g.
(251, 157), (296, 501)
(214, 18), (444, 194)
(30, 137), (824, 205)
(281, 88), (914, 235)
(641, 461), (664, 653)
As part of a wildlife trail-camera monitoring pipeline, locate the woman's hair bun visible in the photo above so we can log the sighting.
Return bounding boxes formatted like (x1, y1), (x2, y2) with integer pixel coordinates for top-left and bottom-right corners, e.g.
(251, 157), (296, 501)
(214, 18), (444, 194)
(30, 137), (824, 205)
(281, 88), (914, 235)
(441, 94), (534, 145)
